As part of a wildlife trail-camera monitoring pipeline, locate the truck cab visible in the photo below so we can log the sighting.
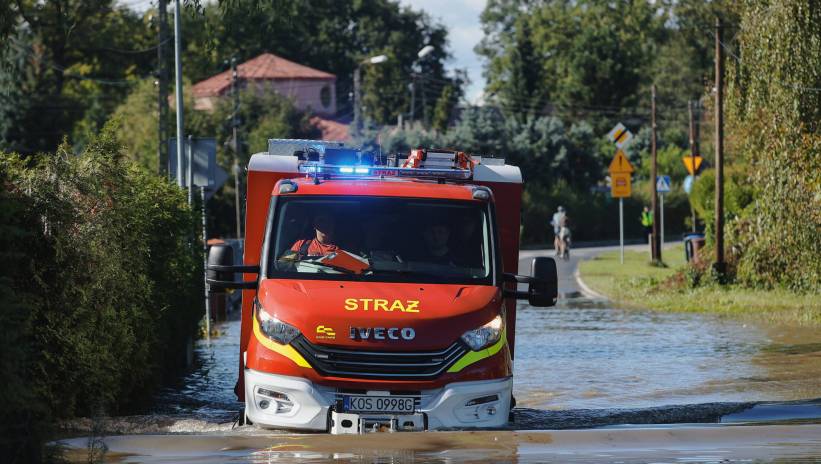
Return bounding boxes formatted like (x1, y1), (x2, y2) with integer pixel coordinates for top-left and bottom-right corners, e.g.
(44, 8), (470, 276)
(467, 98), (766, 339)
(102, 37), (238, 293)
(208, 140), (557, 433)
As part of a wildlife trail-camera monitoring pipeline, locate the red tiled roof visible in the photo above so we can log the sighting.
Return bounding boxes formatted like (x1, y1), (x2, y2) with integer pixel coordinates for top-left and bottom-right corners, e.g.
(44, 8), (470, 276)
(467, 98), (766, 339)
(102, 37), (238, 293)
(310, 116), (350, 142)
(192, 53), (336, 98)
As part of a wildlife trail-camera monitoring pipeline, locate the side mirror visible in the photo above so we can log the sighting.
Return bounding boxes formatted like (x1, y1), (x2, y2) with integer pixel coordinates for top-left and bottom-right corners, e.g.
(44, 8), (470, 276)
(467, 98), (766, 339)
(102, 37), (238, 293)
(528, 257), (558, 307)
(207, 244), (259, 290)
(502, 257), (558, 307)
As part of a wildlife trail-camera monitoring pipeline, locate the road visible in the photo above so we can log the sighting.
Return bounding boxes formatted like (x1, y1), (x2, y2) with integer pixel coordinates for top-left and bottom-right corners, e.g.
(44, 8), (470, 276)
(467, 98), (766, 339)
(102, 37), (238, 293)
(56, 243), (821, 462)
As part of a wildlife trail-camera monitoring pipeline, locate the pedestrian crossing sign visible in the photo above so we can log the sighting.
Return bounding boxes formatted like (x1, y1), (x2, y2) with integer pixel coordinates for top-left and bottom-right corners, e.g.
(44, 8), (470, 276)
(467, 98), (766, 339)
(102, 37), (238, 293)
(656, 175), (671, 193)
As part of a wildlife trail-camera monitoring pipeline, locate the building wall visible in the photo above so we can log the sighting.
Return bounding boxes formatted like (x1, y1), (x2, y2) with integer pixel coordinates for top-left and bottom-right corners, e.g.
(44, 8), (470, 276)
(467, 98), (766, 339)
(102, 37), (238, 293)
(193, 78), (337, 115)
(252, 78), (337, 115)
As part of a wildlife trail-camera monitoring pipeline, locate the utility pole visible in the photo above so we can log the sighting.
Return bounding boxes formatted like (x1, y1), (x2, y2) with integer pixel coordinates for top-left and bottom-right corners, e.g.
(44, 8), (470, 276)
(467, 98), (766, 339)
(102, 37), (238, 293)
(714, 16), (725, 274)
(157, 0), (168, 175)
(410, 75), (416, 124)
(688, 100), (698, 232)
(173, 0), (184, 188)
(421, 76), (427, 129)
(353, 66), (361, 138)
(650, 84), (661, 263)
(352, 55), (388, 139)
(231, 57), (242, 240)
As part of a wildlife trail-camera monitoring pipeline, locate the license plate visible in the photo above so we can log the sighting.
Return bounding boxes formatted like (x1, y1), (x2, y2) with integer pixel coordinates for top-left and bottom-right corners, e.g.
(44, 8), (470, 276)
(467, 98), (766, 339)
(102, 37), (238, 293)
(342, 396), (415, 414)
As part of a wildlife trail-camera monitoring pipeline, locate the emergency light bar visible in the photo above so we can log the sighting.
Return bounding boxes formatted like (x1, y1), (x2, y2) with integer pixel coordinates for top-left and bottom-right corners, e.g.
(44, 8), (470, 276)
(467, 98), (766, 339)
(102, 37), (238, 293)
(298, 162), (472, 180)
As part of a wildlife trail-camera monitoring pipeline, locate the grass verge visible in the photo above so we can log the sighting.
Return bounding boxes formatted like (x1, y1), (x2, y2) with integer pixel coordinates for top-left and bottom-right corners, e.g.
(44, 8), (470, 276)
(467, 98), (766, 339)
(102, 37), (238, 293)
(578, 244), (821, 326)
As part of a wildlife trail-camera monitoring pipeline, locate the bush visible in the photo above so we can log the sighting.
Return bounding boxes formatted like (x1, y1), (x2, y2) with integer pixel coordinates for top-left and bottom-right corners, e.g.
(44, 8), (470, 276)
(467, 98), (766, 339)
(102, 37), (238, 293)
(0, 124), (202, 460)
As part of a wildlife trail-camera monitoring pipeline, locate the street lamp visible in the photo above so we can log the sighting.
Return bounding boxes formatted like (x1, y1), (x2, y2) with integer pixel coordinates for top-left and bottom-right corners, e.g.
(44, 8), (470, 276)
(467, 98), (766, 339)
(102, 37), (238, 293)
(417, 45), (434, 59)
(410, 45), (435, 126)
(353, 54), (389, 138)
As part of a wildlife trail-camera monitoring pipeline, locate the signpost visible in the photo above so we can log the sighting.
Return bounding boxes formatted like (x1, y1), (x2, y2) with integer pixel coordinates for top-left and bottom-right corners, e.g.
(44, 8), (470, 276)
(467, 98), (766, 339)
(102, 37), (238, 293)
(168, 136), (227, 341)
(656, 175), (671, 246)
(608, 139), (634, 264)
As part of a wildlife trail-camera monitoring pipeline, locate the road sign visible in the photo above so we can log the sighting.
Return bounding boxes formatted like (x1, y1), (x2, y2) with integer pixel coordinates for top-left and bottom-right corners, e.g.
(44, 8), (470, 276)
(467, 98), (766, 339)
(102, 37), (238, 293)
(683, 175), (695, 194)
(656, 175), (671, 193)
(608, 123), (633, 148)
(682, 155), (703, 175)
(611, 172), (632, 198)
(608, 149), (634, 174)
(168, 137), (228, 201)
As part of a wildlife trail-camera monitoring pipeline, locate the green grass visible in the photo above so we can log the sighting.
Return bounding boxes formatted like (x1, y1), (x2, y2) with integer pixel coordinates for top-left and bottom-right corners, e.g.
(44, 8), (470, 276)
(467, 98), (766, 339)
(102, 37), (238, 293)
(578, 244), (821, 326)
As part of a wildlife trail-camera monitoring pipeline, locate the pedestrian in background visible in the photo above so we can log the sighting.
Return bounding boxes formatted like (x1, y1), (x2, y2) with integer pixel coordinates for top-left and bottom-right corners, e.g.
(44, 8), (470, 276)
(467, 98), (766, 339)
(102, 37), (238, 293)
(641, 206), (653, 251)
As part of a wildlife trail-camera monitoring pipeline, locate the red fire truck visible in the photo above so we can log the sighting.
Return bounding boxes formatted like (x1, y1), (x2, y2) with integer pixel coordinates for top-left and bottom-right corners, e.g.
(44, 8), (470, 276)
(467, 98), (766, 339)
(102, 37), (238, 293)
(207, 139), (557, 433)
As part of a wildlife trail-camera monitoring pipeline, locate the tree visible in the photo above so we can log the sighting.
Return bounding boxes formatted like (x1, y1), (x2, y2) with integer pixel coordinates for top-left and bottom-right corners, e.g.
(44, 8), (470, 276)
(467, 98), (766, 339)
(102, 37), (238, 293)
(431, 85), (456, 131)
(723, 0), (821, 290)
(1, 1), (156, 154)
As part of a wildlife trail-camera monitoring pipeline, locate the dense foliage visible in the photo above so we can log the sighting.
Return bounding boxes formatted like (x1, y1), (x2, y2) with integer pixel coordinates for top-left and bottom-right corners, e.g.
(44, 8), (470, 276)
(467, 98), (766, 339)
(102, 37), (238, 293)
(0, 125), (203, 461)
(722, 0), (821, 290)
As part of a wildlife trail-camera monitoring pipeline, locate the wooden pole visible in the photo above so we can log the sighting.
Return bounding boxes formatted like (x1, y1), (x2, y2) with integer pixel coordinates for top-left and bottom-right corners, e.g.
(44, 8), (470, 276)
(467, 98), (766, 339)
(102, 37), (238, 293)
(650, 84), (661, 262)
(688, 100), (697, 232)
(714, 17), (725, 274)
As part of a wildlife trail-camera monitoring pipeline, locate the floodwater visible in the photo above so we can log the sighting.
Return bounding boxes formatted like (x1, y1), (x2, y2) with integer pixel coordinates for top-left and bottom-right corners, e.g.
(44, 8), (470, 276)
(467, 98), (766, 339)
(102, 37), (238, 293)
(514, 298), (821, 411)
(58, 285), (821, 461)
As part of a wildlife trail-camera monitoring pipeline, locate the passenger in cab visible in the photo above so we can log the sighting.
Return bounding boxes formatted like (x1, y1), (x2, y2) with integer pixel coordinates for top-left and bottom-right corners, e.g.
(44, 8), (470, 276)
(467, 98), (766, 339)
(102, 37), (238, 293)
(421, 220), (455, 265)
(452, 212), (483, 268)
(289, 213), (340, 259)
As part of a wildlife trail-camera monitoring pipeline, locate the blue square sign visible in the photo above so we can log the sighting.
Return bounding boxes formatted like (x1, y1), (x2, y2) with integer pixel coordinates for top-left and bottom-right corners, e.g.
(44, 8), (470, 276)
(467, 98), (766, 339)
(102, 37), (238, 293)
(656, 175), (671, 193)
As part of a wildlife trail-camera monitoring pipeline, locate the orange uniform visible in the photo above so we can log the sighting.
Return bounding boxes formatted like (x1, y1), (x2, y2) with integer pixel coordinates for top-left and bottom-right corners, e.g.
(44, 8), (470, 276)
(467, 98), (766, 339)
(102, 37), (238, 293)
(290, 239), (339, 257)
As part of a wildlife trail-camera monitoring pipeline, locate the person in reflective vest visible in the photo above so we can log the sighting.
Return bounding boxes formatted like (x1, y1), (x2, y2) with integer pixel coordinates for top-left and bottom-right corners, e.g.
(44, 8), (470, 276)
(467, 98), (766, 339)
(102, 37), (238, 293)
(640, 207), (654, 250)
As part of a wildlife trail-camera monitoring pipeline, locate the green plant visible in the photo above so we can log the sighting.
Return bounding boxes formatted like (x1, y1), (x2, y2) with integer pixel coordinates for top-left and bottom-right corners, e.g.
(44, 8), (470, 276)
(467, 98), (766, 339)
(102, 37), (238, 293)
(0, 122), (202, 460)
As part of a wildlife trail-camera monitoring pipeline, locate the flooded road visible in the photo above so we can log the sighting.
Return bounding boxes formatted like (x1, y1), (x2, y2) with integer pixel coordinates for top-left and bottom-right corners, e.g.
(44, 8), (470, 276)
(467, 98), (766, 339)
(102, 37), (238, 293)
(58, 246), (821, 462)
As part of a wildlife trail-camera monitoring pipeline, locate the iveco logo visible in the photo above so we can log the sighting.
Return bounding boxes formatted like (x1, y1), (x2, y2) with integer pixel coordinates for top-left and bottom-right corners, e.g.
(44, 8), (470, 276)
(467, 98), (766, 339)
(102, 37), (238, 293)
(349, 327), (416, 341)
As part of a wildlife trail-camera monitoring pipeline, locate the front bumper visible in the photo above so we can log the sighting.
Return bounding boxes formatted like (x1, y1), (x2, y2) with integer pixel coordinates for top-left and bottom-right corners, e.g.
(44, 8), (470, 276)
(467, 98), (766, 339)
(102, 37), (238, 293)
(244, 368), (512, 432)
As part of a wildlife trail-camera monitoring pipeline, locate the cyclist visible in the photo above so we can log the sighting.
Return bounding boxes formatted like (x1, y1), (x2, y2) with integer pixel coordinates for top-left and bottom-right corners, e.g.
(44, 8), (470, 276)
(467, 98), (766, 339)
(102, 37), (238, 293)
(551, 206), (566, 257)
(558, 213), (571, 260)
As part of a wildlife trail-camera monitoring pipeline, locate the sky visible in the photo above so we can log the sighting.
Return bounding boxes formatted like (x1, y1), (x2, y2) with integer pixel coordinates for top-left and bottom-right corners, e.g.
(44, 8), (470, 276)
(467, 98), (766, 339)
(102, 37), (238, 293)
(125, 0), (488, 103)
(398, 0), (487, 104)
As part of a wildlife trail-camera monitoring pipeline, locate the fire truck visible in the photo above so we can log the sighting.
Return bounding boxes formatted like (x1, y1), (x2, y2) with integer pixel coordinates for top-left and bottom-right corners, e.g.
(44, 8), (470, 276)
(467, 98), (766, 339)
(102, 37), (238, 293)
(207, 139), (558, 433)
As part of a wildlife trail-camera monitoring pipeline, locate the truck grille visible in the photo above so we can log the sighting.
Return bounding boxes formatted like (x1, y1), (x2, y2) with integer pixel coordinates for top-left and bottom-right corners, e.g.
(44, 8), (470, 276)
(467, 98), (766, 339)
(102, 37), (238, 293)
(291, 337), (468, 379)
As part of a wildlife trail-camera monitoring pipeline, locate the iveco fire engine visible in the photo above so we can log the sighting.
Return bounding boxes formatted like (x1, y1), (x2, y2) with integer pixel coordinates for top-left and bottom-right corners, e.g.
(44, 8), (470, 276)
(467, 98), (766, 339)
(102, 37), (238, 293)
(207, 139), (558, 433)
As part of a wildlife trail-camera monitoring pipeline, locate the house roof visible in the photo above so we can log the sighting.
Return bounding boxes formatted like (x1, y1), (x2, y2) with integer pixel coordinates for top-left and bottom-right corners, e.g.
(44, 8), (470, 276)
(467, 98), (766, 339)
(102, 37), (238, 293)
(192, 53), (336, 98)
(309, 116), (350, 142)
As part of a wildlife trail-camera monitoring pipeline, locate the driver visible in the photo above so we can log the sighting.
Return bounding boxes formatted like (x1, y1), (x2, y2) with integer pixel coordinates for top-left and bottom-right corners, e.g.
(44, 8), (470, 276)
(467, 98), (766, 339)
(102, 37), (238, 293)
(289, 213), (340, 259)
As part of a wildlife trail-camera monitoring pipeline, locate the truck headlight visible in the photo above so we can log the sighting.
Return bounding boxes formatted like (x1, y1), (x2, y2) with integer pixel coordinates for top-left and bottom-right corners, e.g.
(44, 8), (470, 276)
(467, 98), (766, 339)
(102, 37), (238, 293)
(460, 312), (504, 351)
(255, 300), (301, 344)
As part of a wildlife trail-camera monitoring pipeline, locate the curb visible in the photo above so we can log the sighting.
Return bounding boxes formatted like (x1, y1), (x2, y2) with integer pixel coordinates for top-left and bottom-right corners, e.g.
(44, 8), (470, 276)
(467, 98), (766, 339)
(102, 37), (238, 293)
(573, 265), (609, 301)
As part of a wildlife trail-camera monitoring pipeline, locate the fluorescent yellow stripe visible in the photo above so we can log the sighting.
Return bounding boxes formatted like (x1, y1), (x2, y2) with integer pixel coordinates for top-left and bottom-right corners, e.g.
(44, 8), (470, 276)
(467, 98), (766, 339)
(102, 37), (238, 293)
(252, 317), (312, 368)
(447, 329), (507, 373)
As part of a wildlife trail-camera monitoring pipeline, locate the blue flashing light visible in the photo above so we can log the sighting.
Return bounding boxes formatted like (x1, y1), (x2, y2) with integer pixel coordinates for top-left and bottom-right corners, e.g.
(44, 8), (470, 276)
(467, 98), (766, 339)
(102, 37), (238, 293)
(355, 167), (370, 174)
(339, 167), (354, 174)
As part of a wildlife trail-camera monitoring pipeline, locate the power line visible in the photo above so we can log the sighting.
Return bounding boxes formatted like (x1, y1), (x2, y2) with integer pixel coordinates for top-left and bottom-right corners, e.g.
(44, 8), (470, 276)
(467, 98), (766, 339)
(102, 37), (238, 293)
(706, 29), (821, 93)
(7, 37), (143, 87)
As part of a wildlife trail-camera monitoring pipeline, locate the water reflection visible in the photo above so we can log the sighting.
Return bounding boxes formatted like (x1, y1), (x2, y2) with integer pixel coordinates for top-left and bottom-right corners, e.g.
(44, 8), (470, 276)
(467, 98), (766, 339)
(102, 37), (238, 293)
(513, 298), (821, 410)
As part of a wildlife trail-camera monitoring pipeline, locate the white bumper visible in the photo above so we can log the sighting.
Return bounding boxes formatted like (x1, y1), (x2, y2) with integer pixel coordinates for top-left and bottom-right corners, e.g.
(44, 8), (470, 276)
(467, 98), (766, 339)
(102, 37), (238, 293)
(244, 368), (512, 431)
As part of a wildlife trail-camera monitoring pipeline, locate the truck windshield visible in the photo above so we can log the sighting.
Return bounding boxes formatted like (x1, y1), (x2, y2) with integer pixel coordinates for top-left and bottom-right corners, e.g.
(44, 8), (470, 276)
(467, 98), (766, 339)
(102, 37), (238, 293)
(266, 196), (493, 285)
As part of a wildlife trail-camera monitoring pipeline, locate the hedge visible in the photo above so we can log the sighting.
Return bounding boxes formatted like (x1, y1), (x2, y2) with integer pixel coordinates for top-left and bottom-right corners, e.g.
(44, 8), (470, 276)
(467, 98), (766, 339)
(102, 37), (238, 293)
(0, 124), (203, 462)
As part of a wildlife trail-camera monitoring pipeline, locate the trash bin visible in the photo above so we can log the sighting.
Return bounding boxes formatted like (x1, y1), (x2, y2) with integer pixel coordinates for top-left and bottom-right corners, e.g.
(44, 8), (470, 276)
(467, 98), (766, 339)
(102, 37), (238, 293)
(683, 233), (705, 263)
